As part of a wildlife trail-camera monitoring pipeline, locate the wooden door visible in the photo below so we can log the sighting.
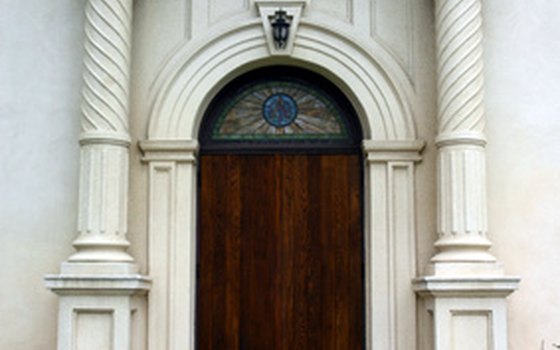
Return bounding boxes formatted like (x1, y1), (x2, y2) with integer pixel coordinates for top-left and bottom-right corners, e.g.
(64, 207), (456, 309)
(196, 153), (363, 349)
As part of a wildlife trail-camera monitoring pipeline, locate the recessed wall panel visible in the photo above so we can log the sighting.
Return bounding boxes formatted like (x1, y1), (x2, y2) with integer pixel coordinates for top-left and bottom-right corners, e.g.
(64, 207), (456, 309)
(209, 0), (249, 25)
(135, 0), (187, 63)
(75, 311), (113, 350)
(451, 312), (491, 350)
(310, 0), (352, 23)
(372, 0), (413, 74)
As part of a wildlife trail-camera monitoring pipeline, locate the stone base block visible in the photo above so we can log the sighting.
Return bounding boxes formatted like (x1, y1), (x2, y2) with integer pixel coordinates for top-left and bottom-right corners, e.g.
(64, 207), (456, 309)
(414, 275), (519, 350)
(45, 270), (151, 350)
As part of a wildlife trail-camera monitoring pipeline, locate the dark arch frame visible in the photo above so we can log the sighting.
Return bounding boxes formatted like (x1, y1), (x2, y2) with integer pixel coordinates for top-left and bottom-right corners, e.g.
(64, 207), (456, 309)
(198, 66), (363, 154)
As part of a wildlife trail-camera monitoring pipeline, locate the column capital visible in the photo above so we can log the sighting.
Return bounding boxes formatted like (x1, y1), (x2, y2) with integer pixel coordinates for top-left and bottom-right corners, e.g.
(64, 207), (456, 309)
(362, 139), (425, 163)
(139, 139), (199, 163)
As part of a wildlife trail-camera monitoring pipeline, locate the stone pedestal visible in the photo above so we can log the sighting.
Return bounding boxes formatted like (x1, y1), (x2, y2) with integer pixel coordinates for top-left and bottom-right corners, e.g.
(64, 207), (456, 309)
(414, 275), (519, 350)
(45, 264), (150, 350)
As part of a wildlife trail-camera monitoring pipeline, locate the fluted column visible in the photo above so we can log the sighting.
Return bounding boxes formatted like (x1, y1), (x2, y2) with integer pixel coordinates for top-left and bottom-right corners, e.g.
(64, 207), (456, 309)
(69, 0), (134, 263)
(431, 0), (494, 263)
(414, 2), (519, 348)
(45, 2), (149, 349)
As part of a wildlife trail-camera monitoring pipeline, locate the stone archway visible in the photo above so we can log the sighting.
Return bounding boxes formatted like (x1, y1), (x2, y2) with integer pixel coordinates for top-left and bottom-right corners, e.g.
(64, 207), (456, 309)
(140, 14), (424, 350)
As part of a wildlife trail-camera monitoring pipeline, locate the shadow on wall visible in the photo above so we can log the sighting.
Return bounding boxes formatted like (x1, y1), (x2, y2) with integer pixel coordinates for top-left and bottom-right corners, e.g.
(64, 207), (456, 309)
(542, 340), (560, 349)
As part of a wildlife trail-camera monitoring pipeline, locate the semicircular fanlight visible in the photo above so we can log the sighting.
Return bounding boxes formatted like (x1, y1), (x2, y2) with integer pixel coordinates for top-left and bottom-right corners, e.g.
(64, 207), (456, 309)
(200, 66), (362, 153)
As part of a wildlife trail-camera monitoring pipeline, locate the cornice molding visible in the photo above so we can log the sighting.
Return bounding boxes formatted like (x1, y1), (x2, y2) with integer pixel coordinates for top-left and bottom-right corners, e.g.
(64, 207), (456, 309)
(413, 276), (520, 298)
(363, 139), (425, 162)
(139, 139), (199, 163)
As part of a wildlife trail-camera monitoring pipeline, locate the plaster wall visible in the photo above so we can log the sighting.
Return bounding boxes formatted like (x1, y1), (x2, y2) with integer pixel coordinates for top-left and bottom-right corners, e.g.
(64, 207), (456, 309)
(0, 0), (85, 349)
(484, 1), (560, 349)
(1, 0), (559, 349)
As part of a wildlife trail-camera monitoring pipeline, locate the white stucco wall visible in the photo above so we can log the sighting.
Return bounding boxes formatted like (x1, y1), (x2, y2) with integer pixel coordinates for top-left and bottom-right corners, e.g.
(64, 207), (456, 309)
(1, 0), (559, 349)
(0, 0), (85, 349)
(484, 1), (560, 349)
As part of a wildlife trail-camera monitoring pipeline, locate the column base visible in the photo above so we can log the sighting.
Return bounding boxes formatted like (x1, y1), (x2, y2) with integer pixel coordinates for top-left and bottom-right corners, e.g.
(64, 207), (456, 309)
(69, 236), (135, 263)
(45, 263), (151, 350)
(414, 263), (519, 350)
(431, 237), (496, 263)
(57, 261), (141, 275)
(426, 260), (506, 277)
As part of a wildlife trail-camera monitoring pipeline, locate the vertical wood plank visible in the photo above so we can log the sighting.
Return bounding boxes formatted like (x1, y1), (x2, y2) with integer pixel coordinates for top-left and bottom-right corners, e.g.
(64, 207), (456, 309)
(197, 154), (363, 350)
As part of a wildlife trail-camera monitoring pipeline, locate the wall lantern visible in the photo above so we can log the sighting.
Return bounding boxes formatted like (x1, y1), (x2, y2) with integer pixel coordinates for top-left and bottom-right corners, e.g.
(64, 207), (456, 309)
(271, 10), (290, 49)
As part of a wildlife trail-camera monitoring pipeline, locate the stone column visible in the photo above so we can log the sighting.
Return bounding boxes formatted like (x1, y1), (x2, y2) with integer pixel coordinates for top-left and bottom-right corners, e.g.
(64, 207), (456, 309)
(431, 0), (493, 264)
(414, 1), (519, 349)
(46, 1), (150, 349)
(70, 0), (135, 264)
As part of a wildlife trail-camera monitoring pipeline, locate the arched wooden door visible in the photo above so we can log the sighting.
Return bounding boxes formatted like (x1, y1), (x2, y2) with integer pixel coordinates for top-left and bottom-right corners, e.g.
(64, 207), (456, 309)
(196, 67), (364, 350)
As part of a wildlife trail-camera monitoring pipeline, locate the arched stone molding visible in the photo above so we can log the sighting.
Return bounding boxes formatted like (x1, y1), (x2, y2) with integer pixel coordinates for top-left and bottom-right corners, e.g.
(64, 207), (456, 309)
(146, 19), (418, 142)
(140, 15), (425, 350)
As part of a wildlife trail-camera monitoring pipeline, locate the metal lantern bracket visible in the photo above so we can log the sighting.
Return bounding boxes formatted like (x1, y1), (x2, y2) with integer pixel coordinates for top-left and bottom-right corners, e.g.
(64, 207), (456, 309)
(271, 10), (290, 50)
(255, 0), (307, 56)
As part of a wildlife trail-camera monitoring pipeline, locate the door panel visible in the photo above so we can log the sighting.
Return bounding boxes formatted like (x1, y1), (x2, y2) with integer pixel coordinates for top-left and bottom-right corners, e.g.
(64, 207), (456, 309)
(197, 154), (363, 350)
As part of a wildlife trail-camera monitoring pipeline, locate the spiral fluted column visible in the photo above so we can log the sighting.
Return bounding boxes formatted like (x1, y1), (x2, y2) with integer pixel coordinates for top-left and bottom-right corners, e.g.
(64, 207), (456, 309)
(436, 0), (485, 136)
(432, 0), (494, 262)
(45, 2), (149, 349)
(69, 0), (134, 263)
(413, 3), (518, 349)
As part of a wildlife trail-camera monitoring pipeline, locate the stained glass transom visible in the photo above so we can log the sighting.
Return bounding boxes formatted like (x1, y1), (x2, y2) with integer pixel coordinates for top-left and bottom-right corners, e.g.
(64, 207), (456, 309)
(212, 81), (348, 140)
(200, 67), (362, 152)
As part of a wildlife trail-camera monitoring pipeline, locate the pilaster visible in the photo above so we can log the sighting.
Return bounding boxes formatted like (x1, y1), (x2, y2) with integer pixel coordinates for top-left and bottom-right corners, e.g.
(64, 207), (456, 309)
(414, 1), (519, 349)
(46, 1), (149, 349)
(139, 140), (199, 350)
(363, 140), (424, 350)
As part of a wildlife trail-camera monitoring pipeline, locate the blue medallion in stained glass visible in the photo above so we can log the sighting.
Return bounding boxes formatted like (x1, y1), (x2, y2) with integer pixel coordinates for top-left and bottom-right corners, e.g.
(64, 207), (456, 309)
(211, 81), (350, 141)
(262, 93), (298, 127)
